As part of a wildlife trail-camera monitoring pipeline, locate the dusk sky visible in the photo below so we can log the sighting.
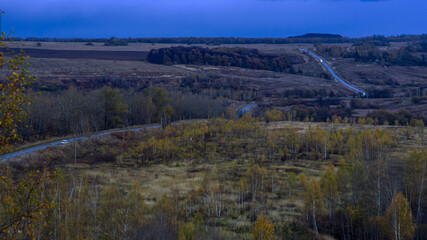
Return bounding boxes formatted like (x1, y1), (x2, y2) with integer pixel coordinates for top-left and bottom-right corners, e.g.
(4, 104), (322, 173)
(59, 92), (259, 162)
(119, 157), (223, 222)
(1, 0), (426, 38)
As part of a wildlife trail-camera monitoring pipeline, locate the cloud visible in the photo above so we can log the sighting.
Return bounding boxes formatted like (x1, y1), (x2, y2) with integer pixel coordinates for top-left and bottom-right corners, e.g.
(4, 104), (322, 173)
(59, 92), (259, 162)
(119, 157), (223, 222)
(2, 0), (425, 38)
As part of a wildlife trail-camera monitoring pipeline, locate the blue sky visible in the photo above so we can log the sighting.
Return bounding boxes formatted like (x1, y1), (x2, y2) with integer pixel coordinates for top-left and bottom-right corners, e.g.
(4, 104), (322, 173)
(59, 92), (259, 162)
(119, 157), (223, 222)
(1, 0), (426, 38)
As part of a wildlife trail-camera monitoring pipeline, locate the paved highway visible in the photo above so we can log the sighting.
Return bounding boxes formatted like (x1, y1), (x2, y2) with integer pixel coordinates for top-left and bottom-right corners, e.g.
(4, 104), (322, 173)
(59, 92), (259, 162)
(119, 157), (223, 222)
(238, 104), (257, 117)
(301, 48), (367, 97)
(237, 49), (365, 120)
(0, 124), (161, 162)
(1, 50), (363, 161)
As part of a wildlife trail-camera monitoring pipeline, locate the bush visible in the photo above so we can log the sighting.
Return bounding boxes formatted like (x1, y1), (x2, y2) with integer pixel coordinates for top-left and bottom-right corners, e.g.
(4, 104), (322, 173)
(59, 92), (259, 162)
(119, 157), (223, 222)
(104, 37), (128, 46)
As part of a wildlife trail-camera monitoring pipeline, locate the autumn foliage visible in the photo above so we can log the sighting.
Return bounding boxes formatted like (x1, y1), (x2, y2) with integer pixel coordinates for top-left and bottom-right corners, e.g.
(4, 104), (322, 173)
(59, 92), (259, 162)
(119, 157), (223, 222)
(252, 215), (276, 240)
(0, 33), (34, 153)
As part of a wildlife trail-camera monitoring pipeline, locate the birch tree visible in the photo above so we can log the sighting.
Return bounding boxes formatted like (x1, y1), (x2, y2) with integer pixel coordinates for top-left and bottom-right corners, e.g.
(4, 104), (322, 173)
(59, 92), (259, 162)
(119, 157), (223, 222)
(304, 179), (323, 234)
(385, 193), (415, 240)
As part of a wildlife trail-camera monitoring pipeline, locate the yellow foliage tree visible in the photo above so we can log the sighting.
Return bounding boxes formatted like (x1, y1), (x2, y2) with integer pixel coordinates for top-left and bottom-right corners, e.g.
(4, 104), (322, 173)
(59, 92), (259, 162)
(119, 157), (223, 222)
(252, 215), (276, 240)
(0, 167), (56, 239)
(287, 172), (297, 196)
(385, 193), (415, 240)
(299, 173), (307, 188)
(304, 179), (323, 233)
(178, 222), (195, 240)
(404, 149), (427, 231)
(246, 164), (267, 202)
(264, 109), (285, 123)
(0, 32), (34, 153)
(320, 163), (338, 219)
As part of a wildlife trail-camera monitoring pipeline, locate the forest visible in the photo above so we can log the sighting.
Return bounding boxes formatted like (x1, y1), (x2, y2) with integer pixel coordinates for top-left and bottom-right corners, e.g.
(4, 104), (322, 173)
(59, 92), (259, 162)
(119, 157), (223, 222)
(147, 46), (302, 73)
(18, 86), (225, 141)
(17, 83), (424, 144)
(314, 41), (427, 66)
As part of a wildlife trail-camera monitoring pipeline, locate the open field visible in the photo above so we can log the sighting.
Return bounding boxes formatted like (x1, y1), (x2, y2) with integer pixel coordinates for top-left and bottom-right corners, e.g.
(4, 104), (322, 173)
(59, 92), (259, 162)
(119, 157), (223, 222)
(16, 41), (315, 53)
(327, 58), (427, 95)
(12, 48), (149, 61)
(322, 57), (427, 118)
(22, 57), (189, 89)
(4, 40), (427, 123)
(19, 55), (350, 98)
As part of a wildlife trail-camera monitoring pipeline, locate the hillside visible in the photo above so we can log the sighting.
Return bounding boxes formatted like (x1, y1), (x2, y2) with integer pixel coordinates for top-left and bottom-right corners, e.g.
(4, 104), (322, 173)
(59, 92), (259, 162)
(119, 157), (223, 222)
(4, 115), (426, 239)
(6, 37), (426, 123)
(1, 35), (427, 240)
(290, 33), (344, 39)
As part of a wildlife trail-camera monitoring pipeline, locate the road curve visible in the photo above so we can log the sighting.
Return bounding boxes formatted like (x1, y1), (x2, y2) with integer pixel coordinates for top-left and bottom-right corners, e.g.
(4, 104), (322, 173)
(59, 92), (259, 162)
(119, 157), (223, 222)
(301, 48), (366, 97)
(1, 50), (363, 161)
(0, 124), (162, 162)
(238, 104), (257, 117)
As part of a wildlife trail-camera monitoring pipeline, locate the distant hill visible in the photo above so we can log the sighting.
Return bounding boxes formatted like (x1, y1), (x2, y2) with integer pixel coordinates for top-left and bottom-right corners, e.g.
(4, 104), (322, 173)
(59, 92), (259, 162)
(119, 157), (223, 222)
(290, 33), (344, 38)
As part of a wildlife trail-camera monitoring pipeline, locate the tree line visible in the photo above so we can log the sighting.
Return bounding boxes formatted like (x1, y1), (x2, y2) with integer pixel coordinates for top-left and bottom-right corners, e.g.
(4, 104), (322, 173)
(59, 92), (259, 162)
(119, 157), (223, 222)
(18, 86), (225, 141)
(263, 106), (426, 128)
(18, 34), (427, 45)
(315, 42), (427, 66)
(18, 34), (427, 46)
(147, 46), (303, 73)
(20, 36), (350, 45)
